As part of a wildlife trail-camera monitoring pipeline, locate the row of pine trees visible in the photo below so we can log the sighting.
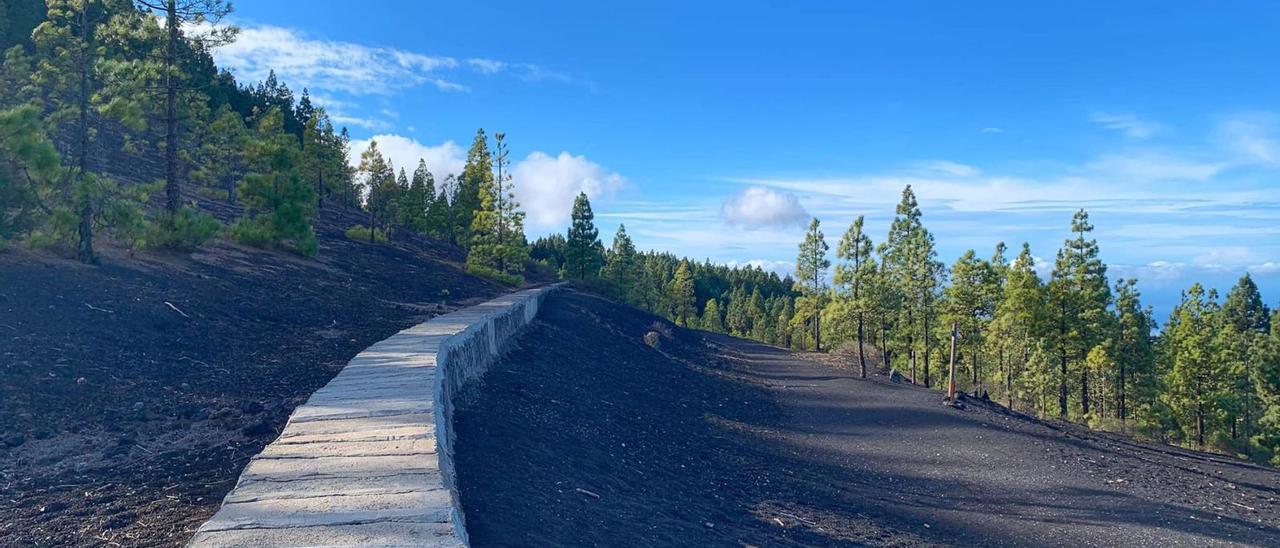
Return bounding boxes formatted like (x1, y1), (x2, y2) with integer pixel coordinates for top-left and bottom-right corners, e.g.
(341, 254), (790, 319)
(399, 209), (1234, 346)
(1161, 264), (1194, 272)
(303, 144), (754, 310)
(0, 0), (532, 282)
(536, 187), (1280, 464)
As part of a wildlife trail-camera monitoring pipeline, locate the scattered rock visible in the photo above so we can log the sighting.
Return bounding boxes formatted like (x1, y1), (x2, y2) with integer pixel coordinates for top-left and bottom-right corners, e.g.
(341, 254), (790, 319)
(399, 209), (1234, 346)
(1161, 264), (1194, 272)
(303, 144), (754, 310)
(644, 331), (661, 348)
(4, 434), (25, 448)
(240, 400), (265, 414)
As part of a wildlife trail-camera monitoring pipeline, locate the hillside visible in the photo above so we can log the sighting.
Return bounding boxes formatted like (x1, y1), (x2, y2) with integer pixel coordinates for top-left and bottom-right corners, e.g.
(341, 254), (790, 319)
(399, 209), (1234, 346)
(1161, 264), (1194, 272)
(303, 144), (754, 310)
(455, 290), (1280, 547)
(0, 204), (503, 546)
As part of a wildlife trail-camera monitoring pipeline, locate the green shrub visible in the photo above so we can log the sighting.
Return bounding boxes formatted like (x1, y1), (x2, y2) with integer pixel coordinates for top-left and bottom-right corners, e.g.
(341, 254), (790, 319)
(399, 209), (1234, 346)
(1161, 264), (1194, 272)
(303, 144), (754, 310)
(466, 263), (523, 286)
(144, 207), (221, 251)
(345, 224), (387, 243)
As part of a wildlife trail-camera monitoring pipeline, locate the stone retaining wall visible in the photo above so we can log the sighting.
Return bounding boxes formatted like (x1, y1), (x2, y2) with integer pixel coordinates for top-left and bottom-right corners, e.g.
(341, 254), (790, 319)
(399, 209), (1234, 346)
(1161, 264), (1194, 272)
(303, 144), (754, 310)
(189, 284), (563, 547)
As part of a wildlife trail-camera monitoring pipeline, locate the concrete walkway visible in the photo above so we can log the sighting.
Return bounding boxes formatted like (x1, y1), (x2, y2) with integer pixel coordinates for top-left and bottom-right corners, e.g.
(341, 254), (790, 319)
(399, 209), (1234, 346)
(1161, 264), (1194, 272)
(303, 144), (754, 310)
(189, 285), (559, 547)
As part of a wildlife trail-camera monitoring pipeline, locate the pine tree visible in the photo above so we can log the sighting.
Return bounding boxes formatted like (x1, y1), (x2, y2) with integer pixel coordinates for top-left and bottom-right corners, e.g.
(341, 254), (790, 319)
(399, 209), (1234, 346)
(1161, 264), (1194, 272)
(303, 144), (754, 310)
(453, 128), (490, 247)
(0, 104), (63, 245)
(602, 224), (639, 302)
(1220, 274), (1271, 444)
(1047, 209), (1112, 419)
(1113, 278), (1155, 423)
(943, 249), (999, 392)
(30, 0), (157, 261)
(668, 259), (696, 326)
(881, 186), (942, 384)
(564, 191), (602, 279)
(465, 132), (527, 275)
(300, 107), (349, 212)
(131, 0), (236, 214)
(836, 215), (876, 377)
(796, 217), (830, 351)
(1162, 283), (1228, 448)
(191, 104), (246, 203)
(988, 243), (1047, 409)
(231, 107), (316, 256)
(701, 298), (725, 332)
(355, 140), (394, 242)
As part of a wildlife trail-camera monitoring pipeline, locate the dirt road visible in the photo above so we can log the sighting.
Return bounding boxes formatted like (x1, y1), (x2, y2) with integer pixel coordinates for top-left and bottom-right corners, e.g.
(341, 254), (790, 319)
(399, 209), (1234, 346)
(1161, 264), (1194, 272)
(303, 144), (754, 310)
(455, 290), (1280, 547)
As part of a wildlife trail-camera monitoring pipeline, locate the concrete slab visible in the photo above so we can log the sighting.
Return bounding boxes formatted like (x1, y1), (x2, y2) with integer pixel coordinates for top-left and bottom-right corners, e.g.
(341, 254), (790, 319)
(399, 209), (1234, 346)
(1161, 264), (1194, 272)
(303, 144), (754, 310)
(189, 284), (563, 547)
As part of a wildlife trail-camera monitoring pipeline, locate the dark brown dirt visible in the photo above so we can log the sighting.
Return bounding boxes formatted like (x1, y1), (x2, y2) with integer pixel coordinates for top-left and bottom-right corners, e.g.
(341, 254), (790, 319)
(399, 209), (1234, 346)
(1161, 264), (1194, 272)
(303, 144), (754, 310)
(0, 204), (501, 547)
(455, 290), (1280, 547)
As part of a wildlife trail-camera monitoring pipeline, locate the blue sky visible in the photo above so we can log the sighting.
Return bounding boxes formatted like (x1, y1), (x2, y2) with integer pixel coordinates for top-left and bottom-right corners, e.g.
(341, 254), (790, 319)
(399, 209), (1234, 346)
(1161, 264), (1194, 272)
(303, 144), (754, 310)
(216, 1), (1280, 321)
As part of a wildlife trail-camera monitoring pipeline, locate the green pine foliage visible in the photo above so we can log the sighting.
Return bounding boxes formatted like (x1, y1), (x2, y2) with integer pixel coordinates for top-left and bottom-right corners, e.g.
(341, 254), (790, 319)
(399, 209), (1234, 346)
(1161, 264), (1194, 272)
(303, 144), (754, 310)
(230, 107), (317, 256)
(466, 132), (528, 281)
(564, 192), (603, 279)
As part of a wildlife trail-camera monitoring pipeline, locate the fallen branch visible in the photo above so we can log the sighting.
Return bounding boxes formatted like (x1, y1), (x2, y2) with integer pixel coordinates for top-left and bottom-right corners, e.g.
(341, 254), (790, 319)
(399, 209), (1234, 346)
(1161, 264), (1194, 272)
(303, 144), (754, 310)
(1231, 501), (1256, 511)
(84, 302), (114, 313)
(575, 487), (600, 499)
(164, 301), (190, 318)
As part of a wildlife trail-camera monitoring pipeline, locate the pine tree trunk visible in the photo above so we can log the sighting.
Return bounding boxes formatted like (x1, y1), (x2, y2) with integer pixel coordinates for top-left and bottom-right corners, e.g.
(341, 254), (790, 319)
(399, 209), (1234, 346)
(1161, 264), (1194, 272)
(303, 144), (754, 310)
(922, 312), (931, 388)
(971, 343), (979, 387)
(1118, 360), (1126, 422)
(857, 312), (867, 378)
(163, 0), (180, 214)
(1081, 355), (1090, 417)
(1058, 304), (1069, 418)
(881, 323), (891, 371)
(75, 5), (95, 264)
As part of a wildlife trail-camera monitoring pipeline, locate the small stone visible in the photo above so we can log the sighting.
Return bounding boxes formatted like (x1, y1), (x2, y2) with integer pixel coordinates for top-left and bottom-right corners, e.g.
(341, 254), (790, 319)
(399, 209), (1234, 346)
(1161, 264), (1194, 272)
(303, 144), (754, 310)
(3, 434), (24, 448)
(132, 402), (144, 411)
(75, 377), (87, 385)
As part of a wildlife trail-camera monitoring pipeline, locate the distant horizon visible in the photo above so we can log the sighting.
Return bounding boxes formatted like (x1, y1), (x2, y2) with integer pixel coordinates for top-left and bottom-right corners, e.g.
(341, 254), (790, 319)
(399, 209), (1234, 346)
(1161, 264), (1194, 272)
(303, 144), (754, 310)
(218, 1), (1280, 321)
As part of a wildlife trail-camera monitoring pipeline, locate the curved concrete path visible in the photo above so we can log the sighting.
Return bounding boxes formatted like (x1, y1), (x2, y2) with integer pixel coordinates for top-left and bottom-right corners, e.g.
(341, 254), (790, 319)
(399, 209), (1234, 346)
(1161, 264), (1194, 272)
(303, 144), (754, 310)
(189, 285), (561, 547)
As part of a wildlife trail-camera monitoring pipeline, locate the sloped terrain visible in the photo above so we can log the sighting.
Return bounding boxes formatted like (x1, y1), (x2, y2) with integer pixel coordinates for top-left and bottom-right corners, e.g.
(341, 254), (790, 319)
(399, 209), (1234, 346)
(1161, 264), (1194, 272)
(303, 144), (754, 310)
(455, 290), (1280, 547)
(0, 205), (501, 547)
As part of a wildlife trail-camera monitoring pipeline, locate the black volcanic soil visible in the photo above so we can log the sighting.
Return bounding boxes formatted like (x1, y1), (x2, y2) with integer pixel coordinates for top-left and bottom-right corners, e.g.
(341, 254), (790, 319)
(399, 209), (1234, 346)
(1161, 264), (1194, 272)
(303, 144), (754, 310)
(455, 290), (1280, 547)
(0, 204), (501, 547)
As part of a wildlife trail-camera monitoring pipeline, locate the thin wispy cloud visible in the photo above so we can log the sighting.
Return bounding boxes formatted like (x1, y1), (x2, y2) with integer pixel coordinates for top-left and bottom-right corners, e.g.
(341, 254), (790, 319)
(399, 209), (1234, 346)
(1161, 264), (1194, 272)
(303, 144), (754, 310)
(208, 23), (573, 102)
(1090, 112), (1164, 139)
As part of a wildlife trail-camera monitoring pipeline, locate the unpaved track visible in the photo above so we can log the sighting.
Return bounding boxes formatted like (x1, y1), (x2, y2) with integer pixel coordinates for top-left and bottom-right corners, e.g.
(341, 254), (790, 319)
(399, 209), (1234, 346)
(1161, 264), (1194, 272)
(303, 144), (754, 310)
(455, 290), (1280, 547)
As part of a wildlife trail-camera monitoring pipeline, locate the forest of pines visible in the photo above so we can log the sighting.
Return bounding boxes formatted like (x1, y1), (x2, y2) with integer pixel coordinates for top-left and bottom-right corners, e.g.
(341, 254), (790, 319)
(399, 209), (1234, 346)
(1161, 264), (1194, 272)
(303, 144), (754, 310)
(2, 0), (1278, 466)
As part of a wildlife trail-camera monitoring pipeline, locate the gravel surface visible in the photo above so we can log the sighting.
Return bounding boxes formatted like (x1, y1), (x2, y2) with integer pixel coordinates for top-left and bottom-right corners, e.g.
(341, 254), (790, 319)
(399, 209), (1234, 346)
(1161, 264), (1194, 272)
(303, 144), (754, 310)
(455, 289), (1280, 547)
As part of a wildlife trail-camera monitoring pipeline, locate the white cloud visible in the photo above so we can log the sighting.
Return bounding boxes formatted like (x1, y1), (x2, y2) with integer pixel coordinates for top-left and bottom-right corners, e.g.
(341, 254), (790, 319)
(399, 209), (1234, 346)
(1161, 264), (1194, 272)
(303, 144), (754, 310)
(1090, 112), (1163, 139)
(920, 160), (980, 177)
(512, 152), (627, 231)
(720, 187), (810, 228)
(347, 135), (466, 182)
(208, 23), (571, 98)
(211, 24), (465, 95)
(723, 259), (796, 279)
(1085, 152), (1226, 182)
(466, 58), (507, 74)
(1218, 112), (1280, 166)
(981, 127), (1004, 134)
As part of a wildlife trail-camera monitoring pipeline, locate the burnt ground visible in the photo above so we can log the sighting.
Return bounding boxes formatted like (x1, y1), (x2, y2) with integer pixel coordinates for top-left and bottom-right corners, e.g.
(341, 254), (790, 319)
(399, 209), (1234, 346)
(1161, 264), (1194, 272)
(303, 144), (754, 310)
(0, 204), (502, 547)
(455, 290), (1280, 547)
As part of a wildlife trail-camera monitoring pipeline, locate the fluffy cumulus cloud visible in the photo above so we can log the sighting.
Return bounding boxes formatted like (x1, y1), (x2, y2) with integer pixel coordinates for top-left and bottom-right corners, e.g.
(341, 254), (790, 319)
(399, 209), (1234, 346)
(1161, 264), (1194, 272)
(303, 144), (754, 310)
(720, 187), (810, 228)
(347, 135), (466, 182)
(513, 152), (627, 231)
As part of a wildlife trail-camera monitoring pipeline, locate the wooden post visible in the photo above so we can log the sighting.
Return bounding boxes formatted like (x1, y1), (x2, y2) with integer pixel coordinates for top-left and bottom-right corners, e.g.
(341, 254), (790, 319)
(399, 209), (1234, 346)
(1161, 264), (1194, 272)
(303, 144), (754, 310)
(947, 322), (958, 402)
